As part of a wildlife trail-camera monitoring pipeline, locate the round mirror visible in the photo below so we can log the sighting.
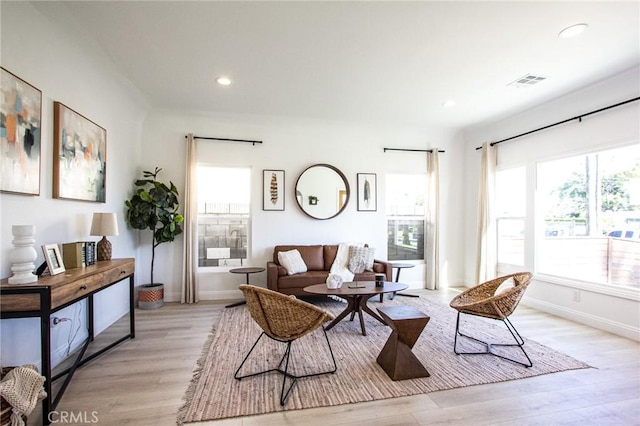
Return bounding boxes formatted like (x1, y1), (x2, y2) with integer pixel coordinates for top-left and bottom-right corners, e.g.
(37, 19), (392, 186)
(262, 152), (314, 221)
(295, 164), (350, 220)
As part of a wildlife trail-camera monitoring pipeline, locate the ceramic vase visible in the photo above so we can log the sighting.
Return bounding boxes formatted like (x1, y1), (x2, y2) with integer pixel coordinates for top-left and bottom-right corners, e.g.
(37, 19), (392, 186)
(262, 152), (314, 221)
(8, 225), (38, 284)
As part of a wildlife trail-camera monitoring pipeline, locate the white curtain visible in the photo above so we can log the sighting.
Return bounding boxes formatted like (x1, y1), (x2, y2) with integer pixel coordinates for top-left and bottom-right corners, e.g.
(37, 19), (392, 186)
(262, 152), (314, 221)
(425, 149), (440, 290)
(181, 133), (198, 303)
(475, 142), (497, 283)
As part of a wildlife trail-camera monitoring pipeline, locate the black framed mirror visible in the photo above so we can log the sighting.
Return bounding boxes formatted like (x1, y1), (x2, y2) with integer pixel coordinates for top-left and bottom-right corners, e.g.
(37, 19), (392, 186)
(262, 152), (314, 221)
(295, 164), (350, 220)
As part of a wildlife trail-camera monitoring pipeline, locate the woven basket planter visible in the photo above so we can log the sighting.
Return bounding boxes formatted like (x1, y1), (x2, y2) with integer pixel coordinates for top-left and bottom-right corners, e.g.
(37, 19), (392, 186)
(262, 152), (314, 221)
(1, 367), (29, 426)
(138, 283), (164, 310)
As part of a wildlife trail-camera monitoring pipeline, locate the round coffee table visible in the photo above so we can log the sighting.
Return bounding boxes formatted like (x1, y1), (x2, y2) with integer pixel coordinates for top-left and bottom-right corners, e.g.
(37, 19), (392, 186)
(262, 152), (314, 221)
(304, 281), (408, 336)
(226, 267), (265, 308)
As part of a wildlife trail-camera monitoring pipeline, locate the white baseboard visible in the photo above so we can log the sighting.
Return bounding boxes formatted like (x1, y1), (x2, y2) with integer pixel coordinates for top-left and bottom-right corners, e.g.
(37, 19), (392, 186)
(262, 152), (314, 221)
(523, 296), (640, 342)
(165, 289), (242, 302)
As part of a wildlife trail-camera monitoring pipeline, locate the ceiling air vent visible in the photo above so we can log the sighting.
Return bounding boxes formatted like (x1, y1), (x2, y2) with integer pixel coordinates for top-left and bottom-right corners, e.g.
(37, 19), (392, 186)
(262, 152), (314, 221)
(508, 74), (547, 88)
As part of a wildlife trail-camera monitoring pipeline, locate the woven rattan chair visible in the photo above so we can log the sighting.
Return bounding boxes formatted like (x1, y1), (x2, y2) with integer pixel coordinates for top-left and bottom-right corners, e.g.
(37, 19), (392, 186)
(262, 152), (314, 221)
(449, 272), (533, 367)
(234, 285), (337, 405)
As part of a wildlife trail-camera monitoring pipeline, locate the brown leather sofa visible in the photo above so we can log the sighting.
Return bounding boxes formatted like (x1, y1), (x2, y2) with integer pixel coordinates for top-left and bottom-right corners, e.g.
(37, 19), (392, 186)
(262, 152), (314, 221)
(267, 244), (393, 296)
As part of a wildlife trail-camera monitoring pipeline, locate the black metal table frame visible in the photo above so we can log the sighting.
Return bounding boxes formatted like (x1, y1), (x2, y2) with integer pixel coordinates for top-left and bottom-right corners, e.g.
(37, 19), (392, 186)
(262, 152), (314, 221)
(0, 274), (135, 425)
(226, 267), (265, 308)
(389, 263), (420, 299)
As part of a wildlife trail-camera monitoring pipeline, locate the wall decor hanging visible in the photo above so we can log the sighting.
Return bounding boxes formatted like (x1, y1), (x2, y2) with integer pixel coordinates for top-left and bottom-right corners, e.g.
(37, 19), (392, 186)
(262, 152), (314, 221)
(0, 67), (42, 195)
(53, 102), (107, 202)
(357, 173), (377, 211)
(263, 169), (284, 211)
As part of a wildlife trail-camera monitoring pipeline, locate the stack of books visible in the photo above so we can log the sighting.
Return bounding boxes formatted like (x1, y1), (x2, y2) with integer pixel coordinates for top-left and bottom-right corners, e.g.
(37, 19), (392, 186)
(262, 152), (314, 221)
(61, 241), (96, 268)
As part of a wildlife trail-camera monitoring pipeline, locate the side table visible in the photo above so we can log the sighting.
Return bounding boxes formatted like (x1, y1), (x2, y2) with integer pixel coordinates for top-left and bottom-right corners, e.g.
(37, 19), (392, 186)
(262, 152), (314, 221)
(376, 305), (430, 380)
(390, 262), (419, 299)
(226, 267), (265, 308)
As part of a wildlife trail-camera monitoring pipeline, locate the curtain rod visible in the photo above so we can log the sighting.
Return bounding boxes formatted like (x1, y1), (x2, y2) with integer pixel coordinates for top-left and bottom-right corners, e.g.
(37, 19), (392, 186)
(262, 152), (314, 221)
(475, 96), (640, 150)
(186, 135), (263, 146)
(384, 148), (445, 153)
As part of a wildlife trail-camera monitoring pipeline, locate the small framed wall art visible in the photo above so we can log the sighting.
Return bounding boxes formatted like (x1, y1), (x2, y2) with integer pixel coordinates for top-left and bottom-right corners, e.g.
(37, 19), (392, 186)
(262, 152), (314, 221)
(263, 169), (285, 211)
(42, 244), (65, 275)
(0, 67), (43, 195)
(357, 173), (377, 211)
(53, 102), (107, 202)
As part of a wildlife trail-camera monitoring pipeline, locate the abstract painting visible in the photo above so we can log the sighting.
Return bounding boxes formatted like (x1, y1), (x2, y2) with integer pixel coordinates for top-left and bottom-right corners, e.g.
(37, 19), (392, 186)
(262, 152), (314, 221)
(357, 173), (377, 211)
(53, 102), (107, 202)
(263, 169), (284, 211)
(0, 68), (42, 195)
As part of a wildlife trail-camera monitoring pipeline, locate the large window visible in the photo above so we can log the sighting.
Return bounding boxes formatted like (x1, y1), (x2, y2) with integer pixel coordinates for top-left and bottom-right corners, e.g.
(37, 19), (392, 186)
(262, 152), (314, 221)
(197, 166), (250, 268)
(386, 173), (426, 261)
(537, 144), (640, 287)
(496, 167), (526, 267)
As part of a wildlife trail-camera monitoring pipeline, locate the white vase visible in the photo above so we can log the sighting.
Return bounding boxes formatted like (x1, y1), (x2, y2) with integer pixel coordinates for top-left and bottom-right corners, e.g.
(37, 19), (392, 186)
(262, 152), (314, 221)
(8, 225), (38, 284)
(326, 274), (343, 289)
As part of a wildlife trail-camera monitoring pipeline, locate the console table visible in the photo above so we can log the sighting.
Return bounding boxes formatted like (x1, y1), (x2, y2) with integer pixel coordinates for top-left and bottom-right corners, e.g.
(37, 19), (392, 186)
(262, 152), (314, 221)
(0, 258), (135, 424)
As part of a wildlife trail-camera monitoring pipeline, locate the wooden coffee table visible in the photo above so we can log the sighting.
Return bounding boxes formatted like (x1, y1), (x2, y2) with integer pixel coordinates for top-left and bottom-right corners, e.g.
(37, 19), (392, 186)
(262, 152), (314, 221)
(304, 282), (408, 336)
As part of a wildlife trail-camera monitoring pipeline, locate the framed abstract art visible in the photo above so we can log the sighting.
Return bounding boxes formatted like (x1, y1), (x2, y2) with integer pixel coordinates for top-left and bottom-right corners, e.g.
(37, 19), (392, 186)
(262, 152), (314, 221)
(53, 102), (107, 202)
(0, 67), (42, 195)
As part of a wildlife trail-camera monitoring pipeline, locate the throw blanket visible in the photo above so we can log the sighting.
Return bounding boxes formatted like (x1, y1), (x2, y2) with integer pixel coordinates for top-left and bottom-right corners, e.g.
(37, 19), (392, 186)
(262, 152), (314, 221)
(0, 365), (46, 426)
(327, 242), (363, 285)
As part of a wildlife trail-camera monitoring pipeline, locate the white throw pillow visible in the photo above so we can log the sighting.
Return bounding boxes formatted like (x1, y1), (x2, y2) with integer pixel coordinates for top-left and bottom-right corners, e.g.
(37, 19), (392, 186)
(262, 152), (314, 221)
(277, 249), (308, 275)
(495, 277), (515, 295)
(348, 246), (375, 273)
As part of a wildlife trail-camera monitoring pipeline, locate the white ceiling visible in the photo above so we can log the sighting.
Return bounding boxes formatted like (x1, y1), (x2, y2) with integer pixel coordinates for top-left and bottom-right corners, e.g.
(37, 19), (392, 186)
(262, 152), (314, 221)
(39, 1), (640, 129)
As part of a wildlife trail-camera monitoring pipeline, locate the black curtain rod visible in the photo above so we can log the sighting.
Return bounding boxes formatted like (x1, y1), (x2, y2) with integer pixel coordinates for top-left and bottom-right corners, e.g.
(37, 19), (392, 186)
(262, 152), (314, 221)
(384, 148), (445, 153)
(186, 135), (263, 146)
(475, 97), (640, 150)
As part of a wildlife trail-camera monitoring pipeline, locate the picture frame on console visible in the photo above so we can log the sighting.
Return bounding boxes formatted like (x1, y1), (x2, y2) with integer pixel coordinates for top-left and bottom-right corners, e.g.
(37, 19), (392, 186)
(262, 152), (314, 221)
(263, 169), (284, 211)
(357, 173), (377, 211)
(42, 244), (65, 275)
(53, 102), (107, 203)
(0, 67), (42, 196)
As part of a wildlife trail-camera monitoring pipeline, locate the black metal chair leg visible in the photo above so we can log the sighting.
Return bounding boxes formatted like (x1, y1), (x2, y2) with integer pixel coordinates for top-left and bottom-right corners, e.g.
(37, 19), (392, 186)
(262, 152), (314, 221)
(453, 312), (533, 368)
(235, 327), (338, 405)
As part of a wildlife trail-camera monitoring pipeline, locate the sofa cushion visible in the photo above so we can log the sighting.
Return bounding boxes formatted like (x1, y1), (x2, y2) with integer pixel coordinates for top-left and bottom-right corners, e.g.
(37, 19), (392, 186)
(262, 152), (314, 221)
(278, 271), (330, 289)
(274, 245), (324, 271)
(348, 246), (375, 273)
(277, 249), (308, 275)
(323, 245), (339, 271)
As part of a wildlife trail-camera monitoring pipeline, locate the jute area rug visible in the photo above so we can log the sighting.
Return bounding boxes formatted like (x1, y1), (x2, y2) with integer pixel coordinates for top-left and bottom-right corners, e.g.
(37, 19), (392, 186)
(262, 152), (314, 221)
(178, 292), (590, 424)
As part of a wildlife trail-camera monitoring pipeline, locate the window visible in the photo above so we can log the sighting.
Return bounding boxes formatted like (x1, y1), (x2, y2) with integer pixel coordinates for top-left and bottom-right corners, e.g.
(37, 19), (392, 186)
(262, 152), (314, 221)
(386, 173), (426, 261)
(537, 144), (640, 287)
(197, 166), (250, 268)
(496, 167), (526, 266)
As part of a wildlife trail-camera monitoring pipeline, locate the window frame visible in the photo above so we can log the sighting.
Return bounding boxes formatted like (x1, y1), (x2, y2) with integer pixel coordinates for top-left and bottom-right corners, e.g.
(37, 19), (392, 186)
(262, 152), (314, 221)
(385, 172), (427, 262)
(196, 164), (252, 271)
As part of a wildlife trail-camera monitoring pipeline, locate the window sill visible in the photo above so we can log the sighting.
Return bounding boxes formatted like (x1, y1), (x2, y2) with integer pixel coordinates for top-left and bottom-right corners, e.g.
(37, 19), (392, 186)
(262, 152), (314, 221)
(535, 273), (640, 302)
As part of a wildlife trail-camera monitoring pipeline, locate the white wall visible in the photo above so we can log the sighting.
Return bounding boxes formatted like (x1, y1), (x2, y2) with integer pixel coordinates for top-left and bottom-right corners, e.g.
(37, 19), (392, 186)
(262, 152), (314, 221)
(462, 67), (640, 340)
(0, 2), (147, 367)
(141, 111), (467, 302)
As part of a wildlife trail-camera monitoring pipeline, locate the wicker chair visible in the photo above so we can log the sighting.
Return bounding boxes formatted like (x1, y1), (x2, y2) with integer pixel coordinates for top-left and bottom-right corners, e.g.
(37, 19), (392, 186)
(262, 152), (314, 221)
(234, 285), (337, 405)
(449, 272), (533, 367)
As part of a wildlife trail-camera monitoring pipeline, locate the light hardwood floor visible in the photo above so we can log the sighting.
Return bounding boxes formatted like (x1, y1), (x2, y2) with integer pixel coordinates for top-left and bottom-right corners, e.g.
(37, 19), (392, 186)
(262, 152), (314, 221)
(31, 288), (639, 425)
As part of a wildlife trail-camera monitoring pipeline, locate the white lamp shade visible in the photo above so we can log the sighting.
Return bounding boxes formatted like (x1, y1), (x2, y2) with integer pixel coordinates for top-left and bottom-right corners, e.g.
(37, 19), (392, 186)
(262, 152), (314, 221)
(90, 213), (119, 236)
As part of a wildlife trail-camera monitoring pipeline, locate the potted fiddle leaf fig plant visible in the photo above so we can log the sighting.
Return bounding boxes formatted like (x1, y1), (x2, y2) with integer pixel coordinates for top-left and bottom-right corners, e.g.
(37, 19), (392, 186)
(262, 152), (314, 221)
(125, 167), (184, 309)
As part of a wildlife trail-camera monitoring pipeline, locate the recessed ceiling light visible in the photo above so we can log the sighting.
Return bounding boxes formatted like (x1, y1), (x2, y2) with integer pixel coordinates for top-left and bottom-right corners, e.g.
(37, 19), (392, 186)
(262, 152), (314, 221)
(558, 23), (588, 39)
(442, 100), (456, 108)
(215, 76), (232, 86)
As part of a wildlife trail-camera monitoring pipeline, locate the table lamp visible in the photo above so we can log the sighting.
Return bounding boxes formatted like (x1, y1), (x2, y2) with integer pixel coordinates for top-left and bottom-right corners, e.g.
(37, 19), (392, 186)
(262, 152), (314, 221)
(90, 213), (119, 261)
